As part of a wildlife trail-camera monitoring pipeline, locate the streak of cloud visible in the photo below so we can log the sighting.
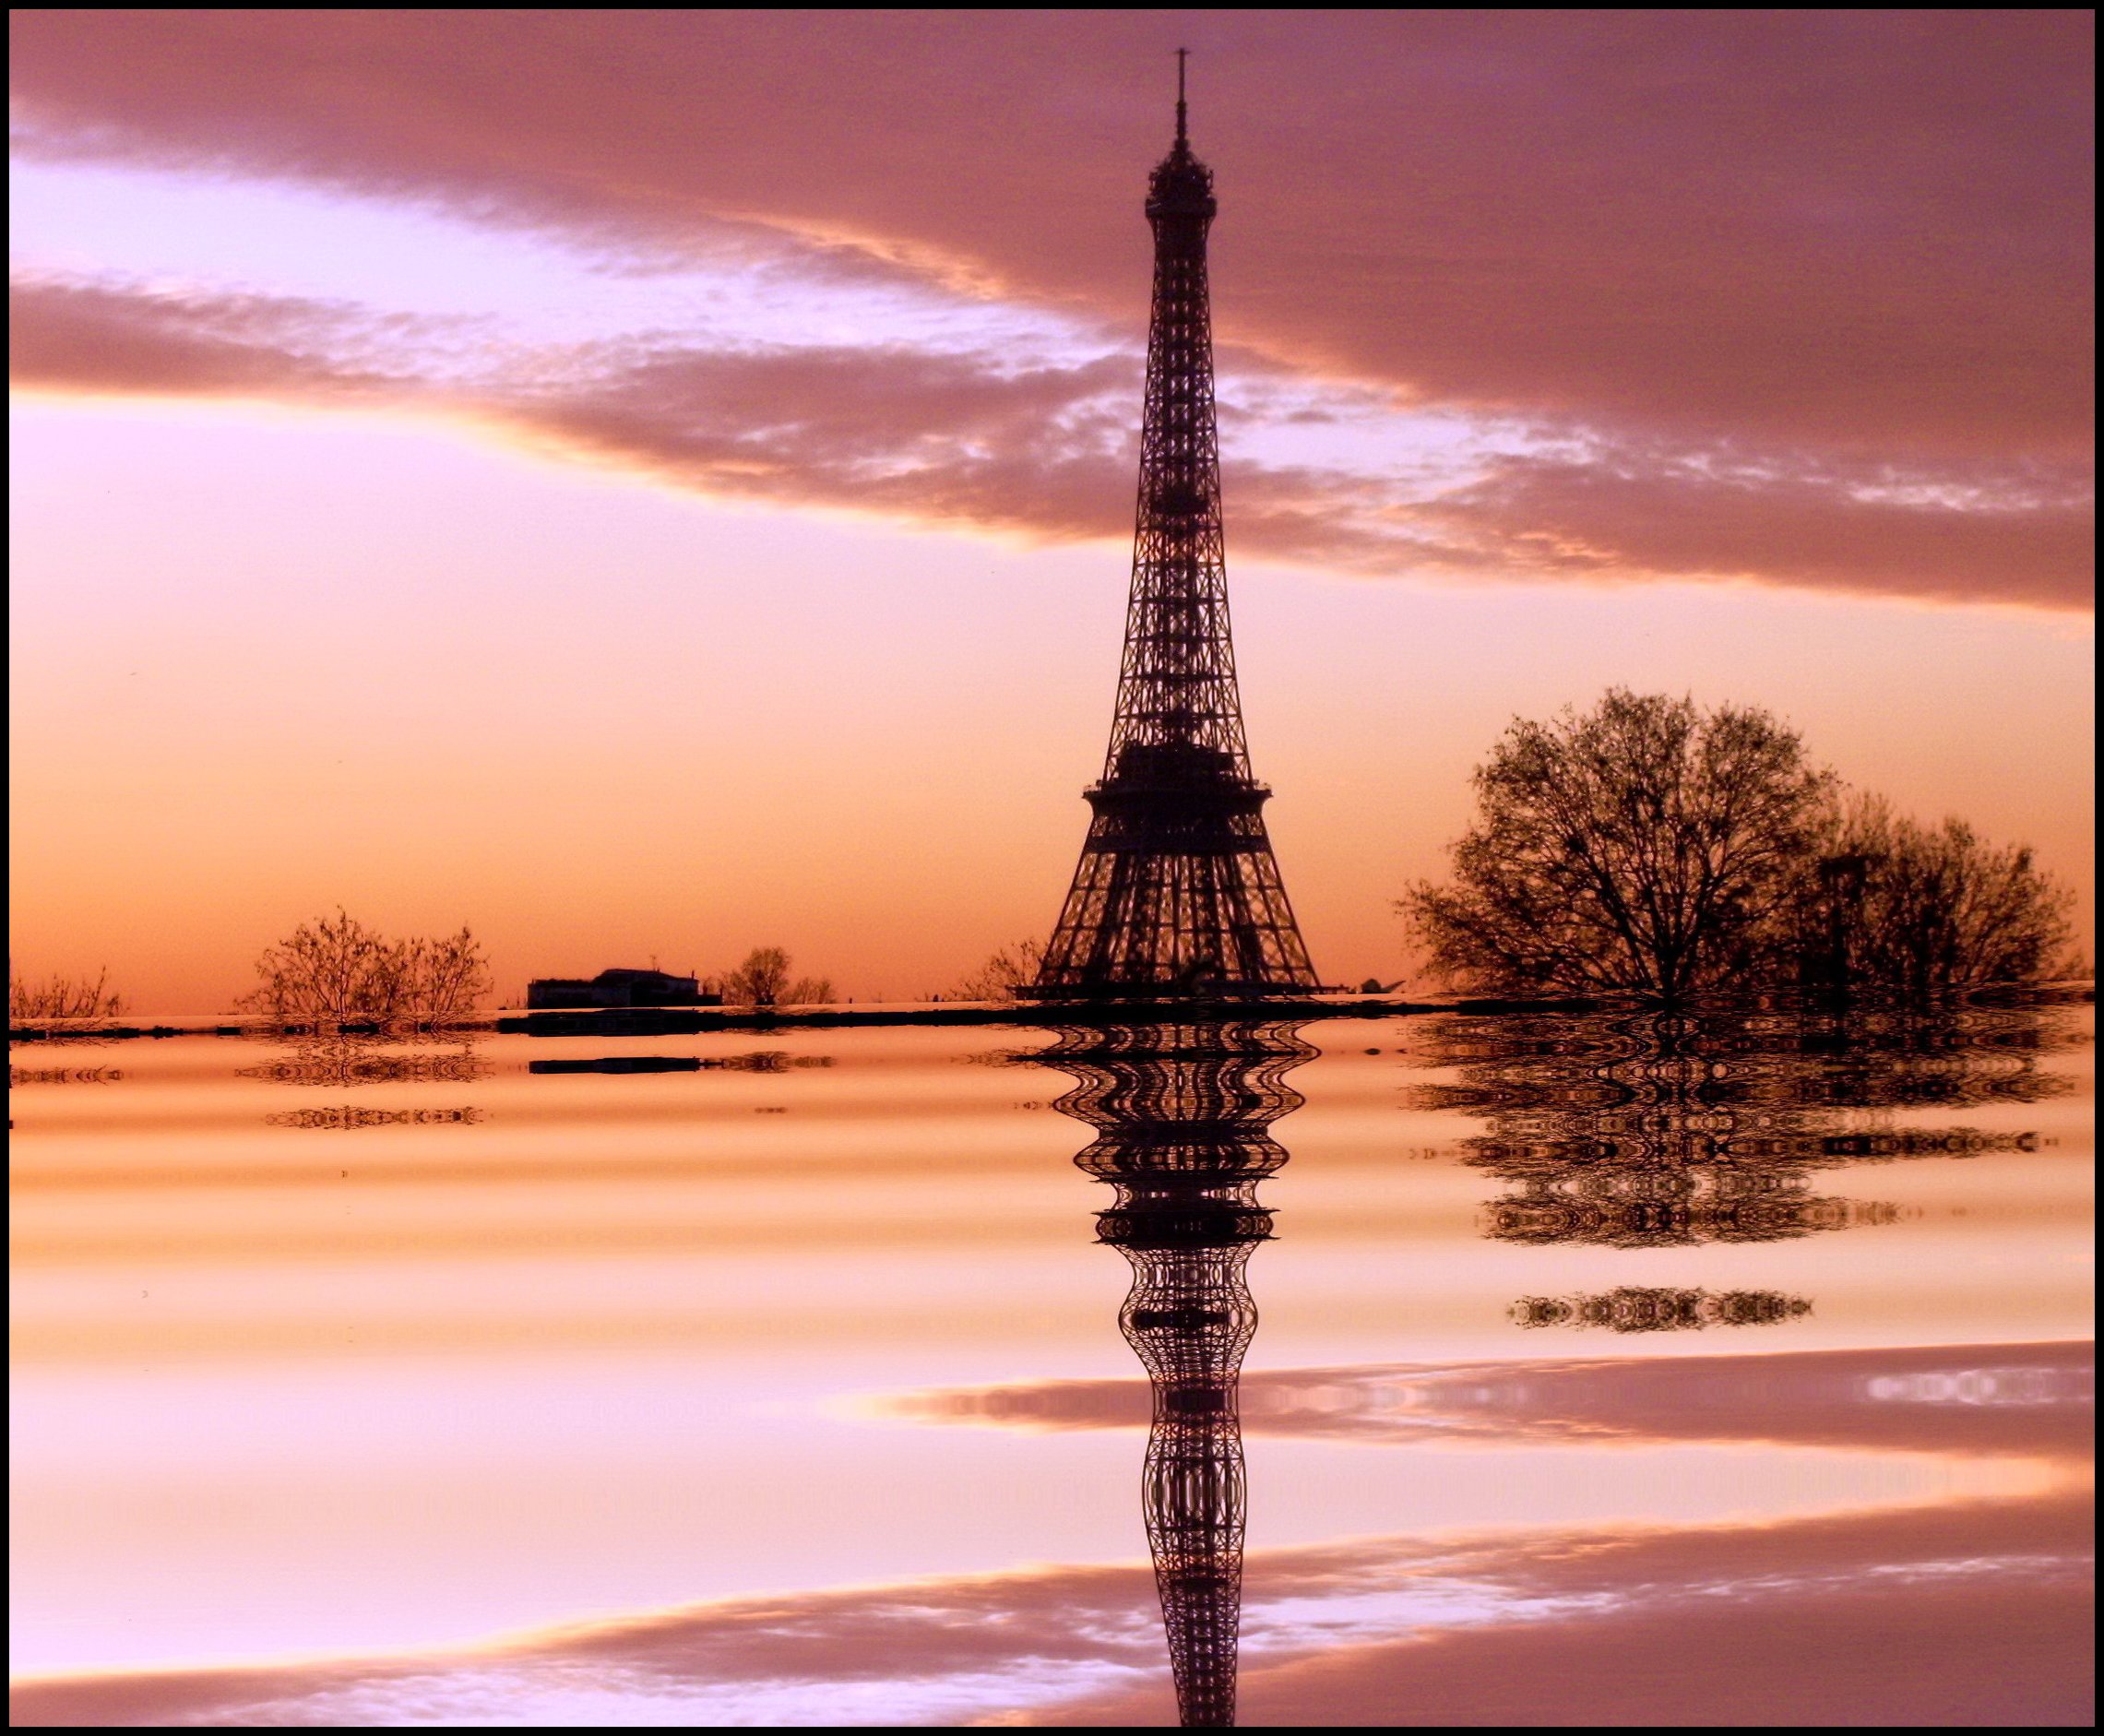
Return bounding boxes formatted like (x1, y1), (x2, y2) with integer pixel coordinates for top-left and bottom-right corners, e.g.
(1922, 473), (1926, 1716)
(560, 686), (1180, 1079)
(12, 273), (2087, 608)
(889, 1338), (2097, 1459)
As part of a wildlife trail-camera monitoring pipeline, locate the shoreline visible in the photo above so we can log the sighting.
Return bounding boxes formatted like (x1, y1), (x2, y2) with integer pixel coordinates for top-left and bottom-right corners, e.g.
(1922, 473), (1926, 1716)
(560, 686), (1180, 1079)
(9, 981), (2091, 1042)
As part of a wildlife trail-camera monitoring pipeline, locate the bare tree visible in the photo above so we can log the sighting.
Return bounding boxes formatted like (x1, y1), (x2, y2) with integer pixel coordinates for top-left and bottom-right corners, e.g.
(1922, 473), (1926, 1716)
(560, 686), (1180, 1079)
(238, 910), (491, 1024)
(400, 926), (493, 1022)
(722, 946), (792, 1007)
(1402, 691), (1835, 999)
(238, 910), (386, 1022)
(1788, 795), (2075, 997)
(782, 975), (835, 1005)
(10, 965), (124, 1022)
(955, 938), (1045, 1002)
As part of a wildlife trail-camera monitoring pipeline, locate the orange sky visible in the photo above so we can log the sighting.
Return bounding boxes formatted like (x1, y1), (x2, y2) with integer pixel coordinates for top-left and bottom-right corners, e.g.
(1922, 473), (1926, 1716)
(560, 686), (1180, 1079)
(8, 10), (2094, 1011)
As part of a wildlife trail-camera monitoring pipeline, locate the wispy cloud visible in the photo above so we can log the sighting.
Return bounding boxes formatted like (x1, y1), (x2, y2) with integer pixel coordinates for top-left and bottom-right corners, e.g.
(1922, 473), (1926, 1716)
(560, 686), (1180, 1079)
(13, 269), (2087, 609)
(889, 1338), (2097, 1458)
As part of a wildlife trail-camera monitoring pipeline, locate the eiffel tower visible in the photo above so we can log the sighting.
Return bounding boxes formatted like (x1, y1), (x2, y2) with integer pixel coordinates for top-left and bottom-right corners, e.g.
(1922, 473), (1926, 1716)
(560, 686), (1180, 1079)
(1042, 1019), (1314, 1728)
(1033, 57), (1319, 1000)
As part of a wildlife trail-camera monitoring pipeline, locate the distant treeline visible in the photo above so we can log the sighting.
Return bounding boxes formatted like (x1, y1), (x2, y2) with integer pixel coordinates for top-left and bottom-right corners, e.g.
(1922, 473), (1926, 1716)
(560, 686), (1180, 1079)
(13, 921), (839, 1032)
(236, 923), (836, 1026)
(9, 966), (125, 1022)
(242, 925), (838, 1025)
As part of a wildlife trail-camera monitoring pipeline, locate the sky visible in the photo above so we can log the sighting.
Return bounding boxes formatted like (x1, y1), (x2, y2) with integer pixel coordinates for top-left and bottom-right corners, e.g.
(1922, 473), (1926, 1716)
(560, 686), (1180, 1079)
(8, 8), (2095, 1011)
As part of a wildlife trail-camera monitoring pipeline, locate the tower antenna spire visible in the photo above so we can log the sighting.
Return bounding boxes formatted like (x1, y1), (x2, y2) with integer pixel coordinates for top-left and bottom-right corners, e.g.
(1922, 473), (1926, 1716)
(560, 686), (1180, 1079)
(1176, 47), (1189, 145)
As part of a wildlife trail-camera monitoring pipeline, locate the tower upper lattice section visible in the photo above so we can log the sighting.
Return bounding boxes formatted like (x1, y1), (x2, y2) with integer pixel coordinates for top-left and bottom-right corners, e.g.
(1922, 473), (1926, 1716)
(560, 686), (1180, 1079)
(1103, 122), (1249, 786)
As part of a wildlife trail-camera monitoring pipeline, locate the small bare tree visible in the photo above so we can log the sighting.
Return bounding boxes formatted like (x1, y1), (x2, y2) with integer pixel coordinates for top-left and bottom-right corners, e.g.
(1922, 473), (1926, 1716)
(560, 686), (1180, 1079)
(955, 939), (1045, 1002)
(10, 965), (125, 1022)
(238, 910), (491, 1024)
(1402, 691), (1835, 999)
(401, 926), (493, 1022)
(722, 946), (792, 1007)
(781, 975), (835, 1005)
(238, 910), (386, 1022)
(1787, 795), (2076, 997)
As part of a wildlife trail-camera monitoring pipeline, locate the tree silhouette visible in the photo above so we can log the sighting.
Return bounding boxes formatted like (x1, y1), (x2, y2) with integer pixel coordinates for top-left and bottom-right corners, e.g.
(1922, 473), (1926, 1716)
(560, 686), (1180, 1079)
(721, 946), (788, 1006)
(1787, 794), (2075, 999)
(720, 947), (832, 1007)
(955, 938), (1045, 1002)
(1405, 690), (2077, 1002)
(237, 910), (491, 1024)
(9, 965), (124, 1022)
(1402, 690), (1833, 998)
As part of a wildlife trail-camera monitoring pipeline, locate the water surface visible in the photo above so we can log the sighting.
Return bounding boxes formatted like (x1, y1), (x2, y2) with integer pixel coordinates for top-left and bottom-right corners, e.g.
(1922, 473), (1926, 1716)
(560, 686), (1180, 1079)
(10, 1004), (2093, 1726)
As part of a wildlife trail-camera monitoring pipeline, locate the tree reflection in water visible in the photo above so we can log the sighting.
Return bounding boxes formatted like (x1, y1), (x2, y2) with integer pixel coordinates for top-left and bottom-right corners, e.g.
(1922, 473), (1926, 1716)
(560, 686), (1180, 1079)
(238, 1036), (491, 1090)
(1410, 1004), (2076, 1258)
(1039, 1020), (1313, 1730)
(1510, 1286), (1813, 1331)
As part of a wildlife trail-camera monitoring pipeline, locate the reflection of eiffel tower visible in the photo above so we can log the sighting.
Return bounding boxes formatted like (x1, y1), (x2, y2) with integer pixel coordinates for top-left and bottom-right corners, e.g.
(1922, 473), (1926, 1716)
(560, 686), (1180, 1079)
(1040, 1021), (1313, 1729)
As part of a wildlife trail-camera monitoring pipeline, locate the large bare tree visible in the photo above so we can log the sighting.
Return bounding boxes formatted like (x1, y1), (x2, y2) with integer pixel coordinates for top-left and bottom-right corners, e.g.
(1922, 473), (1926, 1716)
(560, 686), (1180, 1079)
(1402, 691), (1834, 999)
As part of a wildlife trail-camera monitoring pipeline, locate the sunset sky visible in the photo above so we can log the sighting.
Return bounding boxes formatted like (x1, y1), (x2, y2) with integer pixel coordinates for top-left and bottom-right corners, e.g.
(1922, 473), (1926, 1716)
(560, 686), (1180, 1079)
(9, 9), (2094, 1011)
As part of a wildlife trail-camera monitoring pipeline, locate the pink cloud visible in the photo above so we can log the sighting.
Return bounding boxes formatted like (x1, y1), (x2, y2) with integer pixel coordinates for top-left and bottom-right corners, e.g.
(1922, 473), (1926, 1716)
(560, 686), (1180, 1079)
(12, 12), (2088, 458)
(893, 1338), (2095, 1459)
(7, 279), (380, 398)
(9, 254), (2090, 609)
(1426, 449), (2095, 609)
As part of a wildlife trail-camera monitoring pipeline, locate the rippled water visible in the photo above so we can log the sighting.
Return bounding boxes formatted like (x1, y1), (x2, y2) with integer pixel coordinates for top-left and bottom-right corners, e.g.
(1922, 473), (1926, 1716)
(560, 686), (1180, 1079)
(9, 1003), (2094, 1727)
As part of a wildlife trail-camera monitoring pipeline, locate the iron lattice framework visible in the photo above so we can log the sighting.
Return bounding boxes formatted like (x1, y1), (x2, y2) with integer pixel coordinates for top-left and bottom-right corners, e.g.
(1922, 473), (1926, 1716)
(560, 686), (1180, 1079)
(1034, 76), (1318, 999)
(1041, 1020), (1314, 1728)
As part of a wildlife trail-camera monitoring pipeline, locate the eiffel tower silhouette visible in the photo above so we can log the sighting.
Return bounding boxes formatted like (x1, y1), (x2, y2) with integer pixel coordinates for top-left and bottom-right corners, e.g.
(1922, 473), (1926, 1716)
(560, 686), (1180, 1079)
(1034, 55), (1319, 1000)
